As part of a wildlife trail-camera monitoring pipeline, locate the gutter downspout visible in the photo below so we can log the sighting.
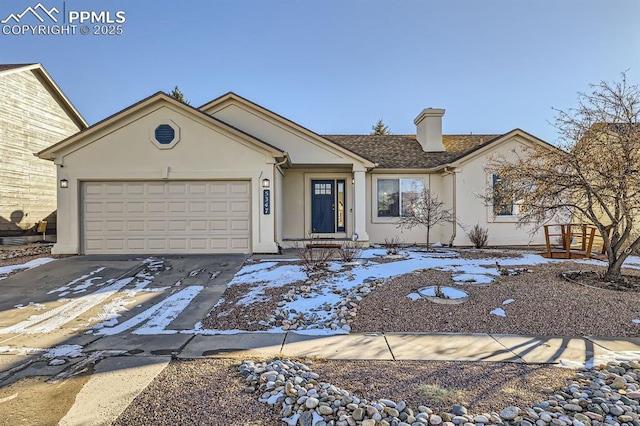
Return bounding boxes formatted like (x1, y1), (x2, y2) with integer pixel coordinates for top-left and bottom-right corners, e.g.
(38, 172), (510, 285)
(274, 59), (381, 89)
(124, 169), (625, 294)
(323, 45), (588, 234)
(443, 166), (457, 247)
(274, 153), (289, 253)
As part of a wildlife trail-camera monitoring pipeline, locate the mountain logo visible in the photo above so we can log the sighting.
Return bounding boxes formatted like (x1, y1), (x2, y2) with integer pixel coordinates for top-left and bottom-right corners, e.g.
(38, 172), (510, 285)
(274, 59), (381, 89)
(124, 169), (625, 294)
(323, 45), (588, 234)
(1, 3), (59, 24)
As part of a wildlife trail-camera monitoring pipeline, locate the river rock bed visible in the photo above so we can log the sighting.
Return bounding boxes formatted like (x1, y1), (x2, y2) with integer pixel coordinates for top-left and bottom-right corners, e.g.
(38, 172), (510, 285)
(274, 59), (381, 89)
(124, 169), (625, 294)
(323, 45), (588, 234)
(240, 358), (640, 426)
(0, 243), (53, 261)
(261, 276), (387, 333)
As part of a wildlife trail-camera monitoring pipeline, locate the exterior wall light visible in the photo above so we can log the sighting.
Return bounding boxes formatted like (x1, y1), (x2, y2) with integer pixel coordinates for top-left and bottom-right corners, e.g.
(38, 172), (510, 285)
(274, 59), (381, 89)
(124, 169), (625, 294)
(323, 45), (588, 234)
(60, 179), (69, 188)
(262, 178), (270, 188)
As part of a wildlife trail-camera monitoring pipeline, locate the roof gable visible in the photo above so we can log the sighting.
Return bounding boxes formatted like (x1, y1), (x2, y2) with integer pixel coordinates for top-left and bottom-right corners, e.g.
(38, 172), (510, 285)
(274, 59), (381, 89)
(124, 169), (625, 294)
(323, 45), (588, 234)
(37, 92), (285, 160)
(200, 92), (375, 168)
(0, 63), (87, 129)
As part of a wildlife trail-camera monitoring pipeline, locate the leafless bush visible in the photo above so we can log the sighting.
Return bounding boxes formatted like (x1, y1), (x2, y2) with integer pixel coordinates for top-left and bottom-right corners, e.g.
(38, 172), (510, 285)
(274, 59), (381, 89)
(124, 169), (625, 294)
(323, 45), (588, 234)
(337, 240), (364, 262)
(295, 235), (337, 274)
(467, 224), (489, 248)
(383, 236), (402, 255)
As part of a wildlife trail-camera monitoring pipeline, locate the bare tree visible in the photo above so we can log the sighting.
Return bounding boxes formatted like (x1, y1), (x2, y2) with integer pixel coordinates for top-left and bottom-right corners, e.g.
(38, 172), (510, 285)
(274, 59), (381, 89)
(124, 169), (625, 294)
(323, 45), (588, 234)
(397, 188), (453, 250)
(488, 72), (640, 282)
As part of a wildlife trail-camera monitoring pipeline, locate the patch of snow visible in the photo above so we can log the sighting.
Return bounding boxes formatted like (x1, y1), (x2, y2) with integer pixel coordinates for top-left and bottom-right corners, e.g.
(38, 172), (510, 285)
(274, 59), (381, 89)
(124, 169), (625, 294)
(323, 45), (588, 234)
(502, 299), (516, 305)
(47, 266), (106, 294)
(490, 307), (507, 317)
(0, 277), (134, 334)
(0, 257), (55, 277)
(236, 287), (270, 306)
(358, 248), (389, 259)
(229, 263), (307, 288)
(48, 359), (66, 366)
(98, 286), (203, 335)
(633, 319), (640, 324)
(452, 273), (495, 285)
(406, 292), (421, 301)
(418, 286), (468, 299)
(43, 344), (84, 358)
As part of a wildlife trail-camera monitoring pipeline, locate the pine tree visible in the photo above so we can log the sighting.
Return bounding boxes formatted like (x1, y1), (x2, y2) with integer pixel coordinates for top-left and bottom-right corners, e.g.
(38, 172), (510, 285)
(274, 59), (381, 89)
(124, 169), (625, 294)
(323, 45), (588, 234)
(170, 85), (189, 104)
(371, 119), (391, 135)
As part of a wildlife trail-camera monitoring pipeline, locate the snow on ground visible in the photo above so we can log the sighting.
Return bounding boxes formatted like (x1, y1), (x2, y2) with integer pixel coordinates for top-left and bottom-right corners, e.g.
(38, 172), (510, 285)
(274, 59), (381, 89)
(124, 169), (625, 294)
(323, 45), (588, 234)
(201, 249), (640, 335)
(490, 307), (507, 317)
(0, 257), (55, 280)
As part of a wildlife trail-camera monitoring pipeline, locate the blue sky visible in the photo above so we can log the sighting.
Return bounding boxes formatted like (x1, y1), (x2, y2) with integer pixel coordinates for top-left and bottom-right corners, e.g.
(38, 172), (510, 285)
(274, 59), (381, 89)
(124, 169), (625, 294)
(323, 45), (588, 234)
(1, 0), (639, 143)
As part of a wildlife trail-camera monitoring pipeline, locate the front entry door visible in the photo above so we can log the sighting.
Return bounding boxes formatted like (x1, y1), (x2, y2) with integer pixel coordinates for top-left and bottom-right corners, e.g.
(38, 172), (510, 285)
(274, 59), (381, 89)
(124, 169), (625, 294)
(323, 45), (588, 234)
(311, 180), (335, 233)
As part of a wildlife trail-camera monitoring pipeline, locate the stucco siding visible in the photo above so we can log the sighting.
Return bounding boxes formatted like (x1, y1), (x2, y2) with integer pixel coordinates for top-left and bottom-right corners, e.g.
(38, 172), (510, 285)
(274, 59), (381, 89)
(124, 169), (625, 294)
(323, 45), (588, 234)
(454, 136), (545, 246)
(0, 70), (80, 234)
(210, 104), (353, 165)
(54, 103), (277, 254)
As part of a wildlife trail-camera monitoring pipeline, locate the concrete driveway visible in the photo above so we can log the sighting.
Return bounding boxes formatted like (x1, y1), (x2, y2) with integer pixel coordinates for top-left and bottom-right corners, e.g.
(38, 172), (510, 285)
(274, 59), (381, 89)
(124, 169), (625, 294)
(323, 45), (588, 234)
(0, 254), (246, 425)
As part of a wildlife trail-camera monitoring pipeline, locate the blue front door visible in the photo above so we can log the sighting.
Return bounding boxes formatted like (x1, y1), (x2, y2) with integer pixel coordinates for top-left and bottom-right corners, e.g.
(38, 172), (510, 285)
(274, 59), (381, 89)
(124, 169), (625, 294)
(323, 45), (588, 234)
(311, 180), (335, 233)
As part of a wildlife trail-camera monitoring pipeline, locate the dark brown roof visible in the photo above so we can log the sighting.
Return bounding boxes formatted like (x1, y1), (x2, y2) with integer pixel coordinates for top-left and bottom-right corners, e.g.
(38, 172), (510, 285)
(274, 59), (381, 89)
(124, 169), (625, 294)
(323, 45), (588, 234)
(0, 64), (34, 72)
(324, 134), (502, 169)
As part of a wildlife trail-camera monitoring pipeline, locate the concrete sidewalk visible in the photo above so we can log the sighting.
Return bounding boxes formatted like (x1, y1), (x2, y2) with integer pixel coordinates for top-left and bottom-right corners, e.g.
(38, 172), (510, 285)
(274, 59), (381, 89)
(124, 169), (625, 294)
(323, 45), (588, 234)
(58, 332), (640, 426)
(177, 332), (640, 366)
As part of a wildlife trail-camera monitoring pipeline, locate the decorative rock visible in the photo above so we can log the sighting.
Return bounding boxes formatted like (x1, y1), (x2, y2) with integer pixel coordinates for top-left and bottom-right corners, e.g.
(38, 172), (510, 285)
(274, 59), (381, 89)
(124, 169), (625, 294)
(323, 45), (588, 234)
(430, 415), (443, 425)
(474, 415), (489, 423)
(318, 405), (333, 415)
(380, 399), (397, 408)
(305, 397), (319, 409)
(564, 404), (583, 412)
(608, 406), (624, 416)
(362, 420), (376, 426)
(453, 405), (468, 416)
(353, 408), (365, 421)
(501, 406), (520, 420)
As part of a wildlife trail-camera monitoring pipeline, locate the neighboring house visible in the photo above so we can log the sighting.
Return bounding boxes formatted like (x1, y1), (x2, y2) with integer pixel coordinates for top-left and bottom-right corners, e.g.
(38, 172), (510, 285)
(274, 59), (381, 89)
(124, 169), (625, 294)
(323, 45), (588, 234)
(0, 63), (87, 236)
(37, 92), (553, 255)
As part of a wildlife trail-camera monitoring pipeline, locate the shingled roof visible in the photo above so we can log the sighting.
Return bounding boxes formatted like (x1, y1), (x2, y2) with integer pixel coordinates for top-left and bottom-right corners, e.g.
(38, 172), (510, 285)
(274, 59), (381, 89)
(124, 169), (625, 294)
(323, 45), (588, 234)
(324, 134), (502, 169)
(0, 64), (34, 72)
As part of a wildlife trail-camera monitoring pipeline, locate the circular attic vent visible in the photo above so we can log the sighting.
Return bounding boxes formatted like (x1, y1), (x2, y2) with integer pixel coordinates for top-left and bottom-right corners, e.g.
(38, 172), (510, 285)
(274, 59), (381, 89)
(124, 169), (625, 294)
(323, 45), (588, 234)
(155, 124), (176, 144)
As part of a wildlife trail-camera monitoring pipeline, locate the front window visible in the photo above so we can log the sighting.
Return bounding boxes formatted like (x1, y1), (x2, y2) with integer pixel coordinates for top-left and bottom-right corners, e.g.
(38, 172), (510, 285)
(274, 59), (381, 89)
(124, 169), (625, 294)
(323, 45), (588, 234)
(377, 178), (424, 217)
(492, 174), (514, 216)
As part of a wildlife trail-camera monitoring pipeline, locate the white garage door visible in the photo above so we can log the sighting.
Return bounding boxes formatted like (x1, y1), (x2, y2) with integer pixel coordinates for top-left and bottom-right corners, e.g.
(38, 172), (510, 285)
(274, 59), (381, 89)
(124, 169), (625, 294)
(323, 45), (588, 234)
(82, 181), (251, 254)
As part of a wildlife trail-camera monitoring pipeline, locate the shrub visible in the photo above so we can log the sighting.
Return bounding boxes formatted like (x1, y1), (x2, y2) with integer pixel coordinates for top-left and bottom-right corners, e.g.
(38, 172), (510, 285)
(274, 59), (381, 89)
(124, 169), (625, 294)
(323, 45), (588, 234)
(337, 240), (364, 263)
(383, 236), (402, 255)
(467, 224), (489, 248)
(295, 234), (336, 274)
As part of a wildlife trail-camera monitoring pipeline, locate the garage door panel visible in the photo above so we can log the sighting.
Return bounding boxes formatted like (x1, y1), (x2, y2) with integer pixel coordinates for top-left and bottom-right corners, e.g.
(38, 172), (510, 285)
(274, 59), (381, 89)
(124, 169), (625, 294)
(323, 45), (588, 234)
(231, 201), (249, 213)
(82, 181), (251, 254)
(127, 202), (145, 213)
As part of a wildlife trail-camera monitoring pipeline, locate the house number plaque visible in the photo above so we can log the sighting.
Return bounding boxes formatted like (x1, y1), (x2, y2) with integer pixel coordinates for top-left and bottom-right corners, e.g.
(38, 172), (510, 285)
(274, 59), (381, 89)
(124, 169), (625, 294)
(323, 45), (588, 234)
(263, 189), (270, 215)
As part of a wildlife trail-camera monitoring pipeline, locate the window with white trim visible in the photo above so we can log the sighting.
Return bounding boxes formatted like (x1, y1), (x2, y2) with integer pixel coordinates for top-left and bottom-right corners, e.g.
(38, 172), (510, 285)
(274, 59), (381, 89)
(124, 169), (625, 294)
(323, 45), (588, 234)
(492, 174), (514, 216)
(377, 178), (424, 217)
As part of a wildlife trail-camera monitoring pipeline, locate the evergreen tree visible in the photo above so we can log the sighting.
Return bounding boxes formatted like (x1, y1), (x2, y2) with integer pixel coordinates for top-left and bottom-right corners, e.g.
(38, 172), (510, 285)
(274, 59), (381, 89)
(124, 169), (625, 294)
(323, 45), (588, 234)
(371, 119), (391, 135)
(170, 85), (189, 104)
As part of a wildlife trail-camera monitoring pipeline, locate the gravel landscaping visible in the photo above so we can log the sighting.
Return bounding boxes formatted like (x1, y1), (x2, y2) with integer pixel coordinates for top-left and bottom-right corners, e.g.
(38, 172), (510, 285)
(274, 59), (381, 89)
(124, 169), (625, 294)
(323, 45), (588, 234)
(200, 249), (640, 337)
(116, 357), (640, 426)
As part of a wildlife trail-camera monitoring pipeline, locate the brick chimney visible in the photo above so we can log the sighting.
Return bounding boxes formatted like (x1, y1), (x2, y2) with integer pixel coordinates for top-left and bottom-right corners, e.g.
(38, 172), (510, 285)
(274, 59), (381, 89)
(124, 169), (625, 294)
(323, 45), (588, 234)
(414, 108), (445, 152)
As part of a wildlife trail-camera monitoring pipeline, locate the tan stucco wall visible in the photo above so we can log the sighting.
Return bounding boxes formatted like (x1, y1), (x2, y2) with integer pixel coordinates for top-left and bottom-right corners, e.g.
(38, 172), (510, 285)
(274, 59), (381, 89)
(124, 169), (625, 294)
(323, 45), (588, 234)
(53, 103), (278, 254)
(454, 136), (545, 246)
(0, 70), (81, 234)
(208, 103), (357, 166)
